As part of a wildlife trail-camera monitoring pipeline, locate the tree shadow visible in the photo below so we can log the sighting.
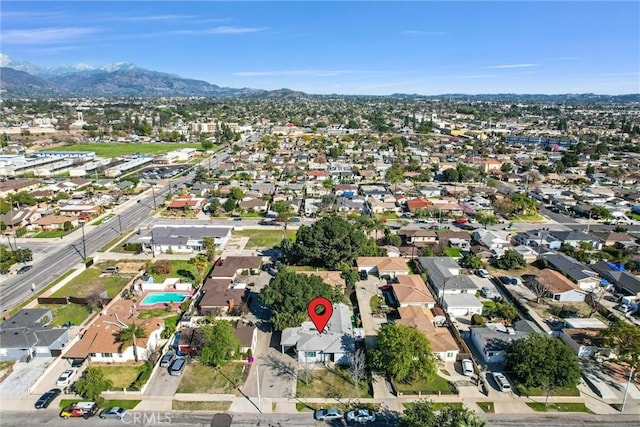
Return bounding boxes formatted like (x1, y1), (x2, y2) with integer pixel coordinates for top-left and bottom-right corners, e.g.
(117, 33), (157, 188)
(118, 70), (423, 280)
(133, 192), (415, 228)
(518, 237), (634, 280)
(177, 269), (196, 281)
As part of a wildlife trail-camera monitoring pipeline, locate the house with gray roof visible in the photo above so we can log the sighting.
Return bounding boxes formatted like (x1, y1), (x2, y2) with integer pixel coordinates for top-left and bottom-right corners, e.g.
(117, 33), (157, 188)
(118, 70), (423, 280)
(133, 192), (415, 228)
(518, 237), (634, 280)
(550, 230), (602, 250)
(0, 309), (68, 361)
(129, 225), (232, 255)
(280, 304), (361, 365)
(591, 261), (640, 296)
(542, 253), (600, 291)
(470, 320), (540, 364)
(416, 257), (478, 299)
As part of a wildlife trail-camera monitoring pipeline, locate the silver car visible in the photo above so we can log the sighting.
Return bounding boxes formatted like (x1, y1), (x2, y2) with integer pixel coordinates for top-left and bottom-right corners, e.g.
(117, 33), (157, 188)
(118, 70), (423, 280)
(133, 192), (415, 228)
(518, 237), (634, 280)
(314, 408), (344, 421)
(346, 409), (376, 423)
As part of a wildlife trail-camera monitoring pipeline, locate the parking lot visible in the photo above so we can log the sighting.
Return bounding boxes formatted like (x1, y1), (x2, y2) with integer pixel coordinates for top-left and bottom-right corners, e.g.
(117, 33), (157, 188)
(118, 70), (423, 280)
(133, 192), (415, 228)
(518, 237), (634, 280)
(137, 165), (190, 182)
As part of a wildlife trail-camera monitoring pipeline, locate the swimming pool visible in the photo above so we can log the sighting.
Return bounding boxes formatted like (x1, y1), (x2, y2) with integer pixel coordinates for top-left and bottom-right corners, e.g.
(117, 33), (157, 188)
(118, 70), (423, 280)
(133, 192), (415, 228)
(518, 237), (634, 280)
(139, 292), (190, 306)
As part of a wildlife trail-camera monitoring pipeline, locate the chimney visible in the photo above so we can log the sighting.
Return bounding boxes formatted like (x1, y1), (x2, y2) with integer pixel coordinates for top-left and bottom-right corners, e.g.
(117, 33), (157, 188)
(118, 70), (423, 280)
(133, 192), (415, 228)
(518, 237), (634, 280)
(228, 298), (235, 313)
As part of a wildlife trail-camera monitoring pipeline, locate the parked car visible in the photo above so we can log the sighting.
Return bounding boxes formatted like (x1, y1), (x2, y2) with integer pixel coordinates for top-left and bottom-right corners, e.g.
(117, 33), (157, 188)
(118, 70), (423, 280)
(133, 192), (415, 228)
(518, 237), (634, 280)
(56, 368), (78, 387)
(35, 388), (61, 409)
(454, 218), (468, 224)
(314, 408), (344, 421)
(615, 304), (634, 314)
(461, 359), (474, 377)
(159, 352), (175, 368)
(60, 401), (99, 419)
(491, 372), (512, 392)
(498, 276), (518, 286)
(346, 409), (376, 423)
(99, 407), (128, 420)
(476, 269), (490, 278)
(480, 287), (493, 298)
(102, 266), (119, 274)
(168, 358), (187, 376)
(359, 270), (368, 281)
(16, 265), (33, 275)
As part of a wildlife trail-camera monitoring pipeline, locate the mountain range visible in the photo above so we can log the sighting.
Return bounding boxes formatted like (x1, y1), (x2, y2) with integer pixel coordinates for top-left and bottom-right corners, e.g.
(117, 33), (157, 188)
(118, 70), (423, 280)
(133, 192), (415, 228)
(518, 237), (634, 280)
(0, 54), (638, 102)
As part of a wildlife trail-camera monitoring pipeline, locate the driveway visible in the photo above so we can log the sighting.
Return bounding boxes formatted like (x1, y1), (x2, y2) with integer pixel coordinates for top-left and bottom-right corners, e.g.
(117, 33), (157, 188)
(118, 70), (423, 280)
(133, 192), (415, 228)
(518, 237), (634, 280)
(144, 364), (182, 396)
(30, 357), (83, 395)
(0, 358), (54, 396)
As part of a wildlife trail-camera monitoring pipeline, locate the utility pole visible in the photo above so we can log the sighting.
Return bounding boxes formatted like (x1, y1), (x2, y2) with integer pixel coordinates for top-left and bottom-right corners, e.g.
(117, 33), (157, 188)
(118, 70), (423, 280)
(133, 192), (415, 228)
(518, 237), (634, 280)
(151, 184), (157, 211)
(117, 215), (123, 234)
(81, 222), (87, 260)
(621, 365), (635, 414)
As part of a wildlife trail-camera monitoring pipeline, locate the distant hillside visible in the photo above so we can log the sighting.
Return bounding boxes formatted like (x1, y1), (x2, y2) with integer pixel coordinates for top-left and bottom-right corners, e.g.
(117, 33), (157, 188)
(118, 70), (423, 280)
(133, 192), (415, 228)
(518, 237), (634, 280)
(0, 67), (67, 97)
(391, 93), (640, 103)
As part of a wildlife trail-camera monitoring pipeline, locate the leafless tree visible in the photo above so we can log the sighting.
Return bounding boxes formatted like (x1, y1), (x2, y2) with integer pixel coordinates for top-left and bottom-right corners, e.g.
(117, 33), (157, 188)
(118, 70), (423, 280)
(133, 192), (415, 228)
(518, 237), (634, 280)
(86, 290), (104, 312)
(349, 348), (367, 386)
(525, 276), (549, 303)
(297, 362), (313, 386)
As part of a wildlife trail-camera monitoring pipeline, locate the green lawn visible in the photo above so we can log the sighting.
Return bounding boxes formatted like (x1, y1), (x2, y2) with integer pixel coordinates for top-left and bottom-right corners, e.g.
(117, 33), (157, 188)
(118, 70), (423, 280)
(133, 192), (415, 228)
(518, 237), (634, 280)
(526, 402), (593, 413)
(148, 259), (208, 285)
(50, 266), (132, 298)
(176, 363), (245, 394)
(296, 366), (371, 399)
(43, 143), (204, 157)
(102, 400), (141, 409)
(403, 402), (463, 410)
(172, 401), (232, 411)
(442, 247), (462, 258)
(94, 364), (148, 389)
(32, 229), (75, 238)
(233, 229), (297, 249)
(514, 382), (580, 397)
(43, 303), (92, 326)
(628, 212), (640, 221)
(395, 374), (458, 396)
(137, 307), (176, 319)
(511, 214), (545, 223)
(476, 402), (494, 413)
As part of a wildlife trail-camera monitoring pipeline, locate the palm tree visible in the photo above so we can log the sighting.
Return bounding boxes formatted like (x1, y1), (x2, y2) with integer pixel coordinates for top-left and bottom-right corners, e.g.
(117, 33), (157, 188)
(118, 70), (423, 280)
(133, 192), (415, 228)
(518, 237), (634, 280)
(189, 253), (209, 283)
(117, 322), (147, 362)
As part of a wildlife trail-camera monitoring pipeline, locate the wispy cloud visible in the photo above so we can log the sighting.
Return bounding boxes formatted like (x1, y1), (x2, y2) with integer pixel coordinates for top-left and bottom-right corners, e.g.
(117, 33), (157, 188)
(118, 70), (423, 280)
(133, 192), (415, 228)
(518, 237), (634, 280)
(172, 26), (267, 35)
(404, 30), (447, 36)
(23, 45), (81, 55)
(487, 63), (539, 69)
(122, 14), (195, 22)
(550, 57), (579, 61)
(1, 27), (99, 45)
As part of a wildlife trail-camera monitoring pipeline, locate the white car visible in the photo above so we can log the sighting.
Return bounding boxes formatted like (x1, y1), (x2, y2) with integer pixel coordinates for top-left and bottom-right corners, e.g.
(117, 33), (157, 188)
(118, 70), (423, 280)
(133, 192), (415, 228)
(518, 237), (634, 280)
(476, 269), (490, 278)
(615, 304), (634, 314)
(346, 409), (376, 423)
(56, 368), (78, 387)
(461, 359), (474, 377)
(491, 372), (512, 392)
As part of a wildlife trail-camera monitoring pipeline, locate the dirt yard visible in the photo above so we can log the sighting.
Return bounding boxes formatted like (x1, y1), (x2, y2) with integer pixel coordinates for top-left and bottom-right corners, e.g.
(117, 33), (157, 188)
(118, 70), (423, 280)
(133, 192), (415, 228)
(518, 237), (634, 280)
(114, 261), (146, 274)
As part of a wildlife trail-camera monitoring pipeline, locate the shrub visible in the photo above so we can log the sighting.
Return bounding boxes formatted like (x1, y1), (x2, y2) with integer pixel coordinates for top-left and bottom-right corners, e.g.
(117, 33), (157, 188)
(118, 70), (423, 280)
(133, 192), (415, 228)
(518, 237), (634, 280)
(152, 260), (172, 275)
(129, 363), (153, 391)
(471, 314), (486, 325)
(124, 243), (143, 253)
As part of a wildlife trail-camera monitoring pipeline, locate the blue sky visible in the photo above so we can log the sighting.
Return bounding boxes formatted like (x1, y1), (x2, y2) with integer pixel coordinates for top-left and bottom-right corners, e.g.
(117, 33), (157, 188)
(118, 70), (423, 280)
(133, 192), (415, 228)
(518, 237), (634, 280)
(2, 1), (639, 95)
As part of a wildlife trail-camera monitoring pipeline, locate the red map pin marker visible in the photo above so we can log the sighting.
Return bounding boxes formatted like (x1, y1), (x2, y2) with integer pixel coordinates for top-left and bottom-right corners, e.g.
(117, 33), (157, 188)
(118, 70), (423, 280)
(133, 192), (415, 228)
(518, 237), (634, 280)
(308, 297), (333, 334)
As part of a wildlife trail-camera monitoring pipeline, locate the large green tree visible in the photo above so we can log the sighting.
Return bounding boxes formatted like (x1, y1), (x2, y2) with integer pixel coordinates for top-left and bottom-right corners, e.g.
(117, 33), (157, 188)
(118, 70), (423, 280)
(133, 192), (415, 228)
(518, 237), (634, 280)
(600, 320), (640, 372)
(285, 216), (375, 269)
(370, 323), (436, 383)
(495, 249), (527, 270)
(400, 400), (486, 427)
(474, 212), (499, 229)
(200, 320), (241, 367)
(459, 253), (484, 270)
(74, 367), (113, 400)
(260, 270), (334, 330)
(506, 334), (581, 404)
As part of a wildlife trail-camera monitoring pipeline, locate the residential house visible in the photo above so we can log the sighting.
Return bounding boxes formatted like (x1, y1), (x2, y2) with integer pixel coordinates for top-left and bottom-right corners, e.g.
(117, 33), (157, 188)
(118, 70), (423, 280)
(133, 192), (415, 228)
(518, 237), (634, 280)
(336, 197), (366, 214)
(234, 321), (258, 355)
(442, 293), (483, 316)
(418, 186), (442, 198)
(208, 256), (262, 280)
(391, 275), (436, 308)
(58, 204), (103, 222)
(0, 208), (42, 231)
(300, 271), (346, 292)
(534, 269), (587, 302)
(550, 230), (603, 250)
(416, 257), (479, 299)
(396, 306), (459, 362)
(473, 229), (512, 251)
(0, 309), (68, 361)
(406, 197), (433, 212)
(591, 231), (638, 248)
(436, 231), (472, 252)
(280, 303), (357, 365)
(591, 261), (640, 296)
(512, 229), (562, 250)
(511, 245), (539, 263)
(63, 299), (163, 364)
(34, 215), (78, 231)
(397, 229), (437, 247)
(238, 198), (269, 213)
(559, 318), (611, 358)
(356, 257), (410, 278)
(470, 320), (539, 364)
(367, 198), (398, 215)
(167, 195), (206, 212)
(197, 278), (246, 316)
(138, 225), (232, 255)
(542, 253), (600, 291)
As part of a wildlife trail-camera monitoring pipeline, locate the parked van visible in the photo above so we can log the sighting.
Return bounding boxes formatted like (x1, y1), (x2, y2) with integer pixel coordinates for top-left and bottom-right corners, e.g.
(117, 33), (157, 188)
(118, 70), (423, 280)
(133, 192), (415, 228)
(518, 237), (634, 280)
(102, 266), (119, 274)
(169, 358), (187, 376)
(491, 372), (512, 392)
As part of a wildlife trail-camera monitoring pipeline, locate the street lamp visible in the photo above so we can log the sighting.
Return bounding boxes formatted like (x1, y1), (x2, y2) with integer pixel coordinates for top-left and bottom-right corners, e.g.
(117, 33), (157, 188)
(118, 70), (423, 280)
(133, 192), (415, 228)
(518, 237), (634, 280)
(150, 184), (157, 211)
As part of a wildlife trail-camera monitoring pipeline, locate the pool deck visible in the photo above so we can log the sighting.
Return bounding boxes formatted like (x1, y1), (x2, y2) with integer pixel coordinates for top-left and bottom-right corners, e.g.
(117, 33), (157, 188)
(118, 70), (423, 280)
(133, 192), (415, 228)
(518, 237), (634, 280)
(137, 290), (194, 310)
